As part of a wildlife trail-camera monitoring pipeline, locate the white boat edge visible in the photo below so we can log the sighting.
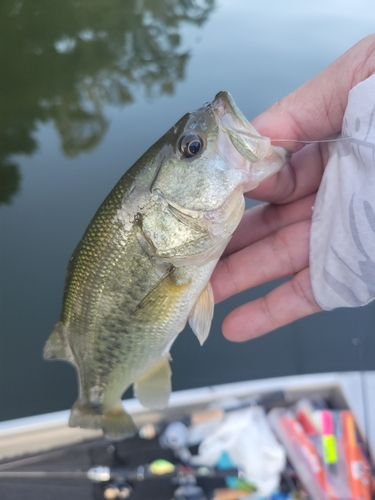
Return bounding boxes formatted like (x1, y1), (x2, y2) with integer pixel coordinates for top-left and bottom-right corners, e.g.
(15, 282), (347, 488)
(0, 371), (374, 462)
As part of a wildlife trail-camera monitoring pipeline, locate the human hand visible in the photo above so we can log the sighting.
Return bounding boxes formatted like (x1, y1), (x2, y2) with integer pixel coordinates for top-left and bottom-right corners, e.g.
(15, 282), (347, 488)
(211, 34), (375, 342)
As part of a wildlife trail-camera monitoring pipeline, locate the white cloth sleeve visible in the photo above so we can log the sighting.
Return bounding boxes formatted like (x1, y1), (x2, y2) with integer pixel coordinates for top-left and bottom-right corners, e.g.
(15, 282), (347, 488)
(310, 73), (375, 310)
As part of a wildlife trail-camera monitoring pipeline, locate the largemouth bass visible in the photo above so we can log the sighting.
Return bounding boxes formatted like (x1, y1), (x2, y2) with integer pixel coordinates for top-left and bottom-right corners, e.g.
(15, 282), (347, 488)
(44, 92), (289, 439)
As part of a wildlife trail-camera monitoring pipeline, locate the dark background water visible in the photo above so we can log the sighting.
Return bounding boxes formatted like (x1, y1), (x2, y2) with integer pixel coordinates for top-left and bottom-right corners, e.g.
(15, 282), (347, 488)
(1, 0), (375, 422)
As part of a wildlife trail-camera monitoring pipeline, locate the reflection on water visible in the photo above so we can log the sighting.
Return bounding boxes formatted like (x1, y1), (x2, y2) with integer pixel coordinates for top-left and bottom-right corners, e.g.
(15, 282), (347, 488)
(0, 0), (215, 204)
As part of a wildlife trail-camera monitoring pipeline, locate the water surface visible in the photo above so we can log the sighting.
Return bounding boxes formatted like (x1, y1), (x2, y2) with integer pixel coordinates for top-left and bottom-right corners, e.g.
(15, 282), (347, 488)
(1, 0), (375, 421)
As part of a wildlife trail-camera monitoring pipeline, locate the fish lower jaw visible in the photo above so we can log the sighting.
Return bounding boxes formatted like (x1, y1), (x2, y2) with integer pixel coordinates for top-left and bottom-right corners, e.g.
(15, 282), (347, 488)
(241, 154), (289, 192)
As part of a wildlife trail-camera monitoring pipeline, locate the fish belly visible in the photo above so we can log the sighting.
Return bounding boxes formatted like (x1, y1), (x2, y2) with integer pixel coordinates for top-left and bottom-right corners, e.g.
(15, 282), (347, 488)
(59, 224), (215, 438)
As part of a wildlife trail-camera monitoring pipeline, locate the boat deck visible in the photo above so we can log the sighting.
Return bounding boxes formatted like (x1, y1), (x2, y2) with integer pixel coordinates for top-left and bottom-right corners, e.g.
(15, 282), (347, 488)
(0, 372), (374, 499)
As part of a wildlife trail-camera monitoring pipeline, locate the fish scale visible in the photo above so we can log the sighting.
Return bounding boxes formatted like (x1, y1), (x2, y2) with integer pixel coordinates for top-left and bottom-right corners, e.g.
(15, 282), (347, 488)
(44, 91), (289, 439)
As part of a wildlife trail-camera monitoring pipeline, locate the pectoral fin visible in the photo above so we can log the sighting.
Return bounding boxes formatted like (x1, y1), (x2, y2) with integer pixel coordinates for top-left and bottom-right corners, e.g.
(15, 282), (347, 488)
(133, 272), (189, 319)
(133, 354), (172, 409)
(188, 283), (214, 345)
(44, 321), (74, 363)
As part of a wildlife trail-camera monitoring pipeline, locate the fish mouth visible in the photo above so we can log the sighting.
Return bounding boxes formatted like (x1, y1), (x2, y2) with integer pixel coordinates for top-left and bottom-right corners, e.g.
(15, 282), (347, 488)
(212, 91), (251, 131)
(211, 90), (273, 162)
(210, 91), (290, 192)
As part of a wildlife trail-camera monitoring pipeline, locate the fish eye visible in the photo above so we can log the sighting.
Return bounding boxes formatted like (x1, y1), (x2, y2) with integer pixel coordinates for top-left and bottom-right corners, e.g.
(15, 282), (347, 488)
(178, 134), (204, 158)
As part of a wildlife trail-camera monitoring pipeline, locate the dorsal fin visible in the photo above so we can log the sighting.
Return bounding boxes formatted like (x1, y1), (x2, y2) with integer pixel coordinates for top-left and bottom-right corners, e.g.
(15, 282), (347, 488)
(44, 321), (74, 363)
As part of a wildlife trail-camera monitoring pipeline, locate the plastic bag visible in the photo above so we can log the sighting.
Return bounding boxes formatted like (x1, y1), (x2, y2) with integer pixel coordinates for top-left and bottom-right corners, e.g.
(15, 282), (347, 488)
(191, 407), (285, 496)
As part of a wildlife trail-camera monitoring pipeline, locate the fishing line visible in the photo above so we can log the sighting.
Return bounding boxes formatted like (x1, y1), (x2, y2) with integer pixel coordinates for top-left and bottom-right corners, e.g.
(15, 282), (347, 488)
(271, 137), (347, 145)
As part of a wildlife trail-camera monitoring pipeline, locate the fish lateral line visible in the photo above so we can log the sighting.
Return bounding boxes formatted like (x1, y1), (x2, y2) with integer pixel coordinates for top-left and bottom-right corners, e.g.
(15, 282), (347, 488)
(46, 90), (291, 440)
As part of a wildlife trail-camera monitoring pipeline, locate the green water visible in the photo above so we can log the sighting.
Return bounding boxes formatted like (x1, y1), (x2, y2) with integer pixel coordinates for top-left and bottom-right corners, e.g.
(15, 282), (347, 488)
(1, 0), (375, 421)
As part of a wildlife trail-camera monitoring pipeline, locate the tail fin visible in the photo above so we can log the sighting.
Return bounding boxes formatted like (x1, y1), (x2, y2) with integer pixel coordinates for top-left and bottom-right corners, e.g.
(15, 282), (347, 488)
(69, 400), (137, 440)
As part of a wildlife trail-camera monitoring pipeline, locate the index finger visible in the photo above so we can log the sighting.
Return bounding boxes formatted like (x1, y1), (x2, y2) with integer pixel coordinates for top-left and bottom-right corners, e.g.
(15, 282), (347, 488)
(248, 34), (375, 203)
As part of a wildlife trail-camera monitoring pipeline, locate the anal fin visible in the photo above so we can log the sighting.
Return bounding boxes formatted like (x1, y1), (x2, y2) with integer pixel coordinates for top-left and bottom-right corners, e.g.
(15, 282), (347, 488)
(133, 354), (172, 410)
(188, 282), (214, 345)
(44, 321), (73, 363)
